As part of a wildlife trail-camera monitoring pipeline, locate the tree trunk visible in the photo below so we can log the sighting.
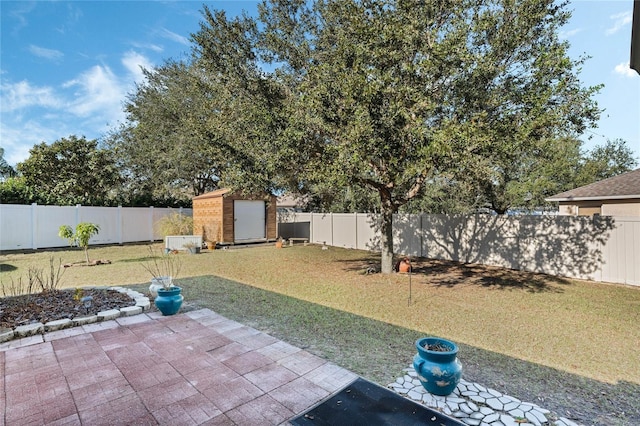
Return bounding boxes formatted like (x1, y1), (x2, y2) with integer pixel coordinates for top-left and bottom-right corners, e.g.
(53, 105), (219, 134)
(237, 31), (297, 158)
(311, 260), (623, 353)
(84, 247), (90, 265)
(379, 191), (395, 274)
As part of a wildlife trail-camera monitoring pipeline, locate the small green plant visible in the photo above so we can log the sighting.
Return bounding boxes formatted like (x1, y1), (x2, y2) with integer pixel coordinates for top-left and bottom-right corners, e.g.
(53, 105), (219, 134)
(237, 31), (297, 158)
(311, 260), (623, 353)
(155, 212), (193, 237)
(73, 288), (84, 301)
(58, 222), (100, 264)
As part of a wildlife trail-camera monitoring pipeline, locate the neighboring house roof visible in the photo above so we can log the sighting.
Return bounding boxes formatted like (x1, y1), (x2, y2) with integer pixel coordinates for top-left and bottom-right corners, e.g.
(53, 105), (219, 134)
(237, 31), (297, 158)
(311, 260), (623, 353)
(546, 168), (640, 202)
(277, 194), (307, 209)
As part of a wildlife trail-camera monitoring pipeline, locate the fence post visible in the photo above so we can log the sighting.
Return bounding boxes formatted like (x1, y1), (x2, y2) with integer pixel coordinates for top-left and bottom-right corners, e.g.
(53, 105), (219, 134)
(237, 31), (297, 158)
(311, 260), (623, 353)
(117, 205), (123, 245)
(420, 214), (424, 258)
(149, 206), (155, 242)
(330, 213), (334, 246)
(354, 212), (358, 250)
(31, 203), (38, 250)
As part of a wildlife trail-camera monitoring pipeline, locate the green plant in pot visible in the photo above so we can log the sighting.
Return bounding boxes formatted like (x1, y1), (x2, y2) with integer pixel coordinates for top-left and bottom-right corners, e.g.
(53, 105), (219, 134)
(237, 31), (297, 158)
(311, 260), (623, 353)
(142, 246), (184, 315)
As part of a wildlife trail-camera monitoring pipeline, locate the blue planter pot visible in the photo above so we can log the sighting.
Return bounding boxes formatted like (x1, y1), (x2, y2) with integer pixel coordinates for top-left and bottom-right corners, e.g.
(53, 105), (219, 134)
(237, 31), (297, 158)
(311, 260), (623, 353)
(154, 286), (183, 316)
(413, 337), (462, 396)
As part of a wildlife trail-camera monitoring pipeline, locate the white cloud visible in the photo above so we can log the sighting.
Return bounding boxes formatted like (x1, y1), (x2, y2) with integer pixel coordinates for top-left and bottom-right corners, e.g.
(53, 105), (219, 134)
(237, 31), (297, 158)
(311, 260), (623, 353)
(606, 11), (632, 35)
(559, 28), (582, 40)
(1, 51), (159, 165)
(613, 62), (638, 78)
(159, 27), (190, 45)
(131, 41), (164, 53)
(122, 50), (154, 83)
(0, 80), (62, 111)
(28, 44), (64, 61)
(63, 65), (124, 120)
(7, 1), (35, 35)
(0, 120), (61, 166)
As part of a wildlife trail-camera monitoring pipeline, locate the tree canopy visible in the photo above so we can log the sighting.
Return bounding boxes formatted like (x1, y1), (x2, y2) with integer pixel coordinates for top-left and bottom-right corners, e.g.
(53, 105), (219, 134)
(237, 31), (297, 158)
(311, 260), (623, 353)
(16, 135), (121, 206)
(95, 0), (612, 272)
(211, 0), (596, 272)
(158, 0), (601, 272)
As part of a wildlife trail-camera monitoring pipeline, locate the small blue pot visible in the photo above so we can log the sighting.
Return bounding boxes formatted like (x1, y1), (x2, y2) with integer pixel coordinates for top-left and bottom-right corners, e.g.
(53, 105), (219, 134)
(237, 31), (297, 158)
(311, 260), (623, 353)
(154, 286), (183, 316)
(413, 337), (462, 396)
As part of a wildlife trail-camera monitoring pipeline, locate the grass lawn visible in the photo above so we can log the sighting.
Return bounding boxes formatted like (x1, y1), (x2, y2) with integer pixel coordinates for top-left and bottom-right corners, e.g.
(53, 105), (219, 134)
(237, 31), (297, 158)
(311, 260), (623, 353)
(2, 242), (639, 423)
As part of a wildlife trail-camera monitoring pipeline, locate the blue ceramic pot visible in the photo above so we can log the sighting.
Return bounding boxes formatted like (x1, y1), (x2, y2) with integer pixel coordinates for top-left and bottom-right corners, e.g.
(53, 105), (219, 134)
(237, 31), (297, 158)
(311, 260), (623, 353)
(154, 286), (183, 316)
(413, 337), (462, 396)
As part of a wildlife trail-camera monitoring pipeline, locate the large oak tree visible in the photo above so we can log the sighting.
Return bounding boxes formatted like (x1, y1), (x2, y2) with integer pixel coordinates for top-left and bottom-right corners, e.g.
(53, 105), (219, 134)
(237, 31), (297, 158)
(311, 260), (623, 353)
(191, 0), (601, 273)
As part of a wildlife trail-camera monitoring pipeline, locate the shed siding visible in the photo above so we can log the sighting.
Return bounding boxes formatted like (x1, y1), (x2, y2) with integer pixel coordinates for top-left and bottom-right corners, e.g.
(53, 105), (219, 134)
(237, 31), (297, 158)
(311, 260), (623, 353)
(193, 189), (276, 243)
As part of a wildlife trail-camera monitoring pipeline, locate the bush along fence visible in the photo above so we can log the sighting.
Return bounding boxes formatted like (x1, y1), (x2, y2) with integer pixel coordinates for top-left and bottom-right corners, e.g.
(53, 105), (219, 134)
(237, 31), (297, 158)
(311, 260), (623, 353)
(0, 203), (192, 251)
(278, 212), (640, 287)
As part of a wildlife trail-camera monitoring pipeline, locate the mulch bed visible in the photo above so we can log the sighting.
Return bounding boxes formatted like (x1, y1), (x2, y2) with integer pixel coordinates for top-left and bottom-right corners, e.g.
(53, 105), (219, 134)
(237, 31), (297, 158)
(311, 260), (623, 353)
(0, 289), (136, 329)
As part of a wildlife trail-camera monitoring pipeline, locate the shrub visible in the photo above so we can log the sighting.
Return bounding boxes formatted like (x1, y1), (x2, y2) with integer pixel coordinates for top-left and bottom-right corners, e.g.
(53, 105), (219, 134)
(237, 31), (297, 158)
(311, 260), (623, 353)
(155, 212), (193, 237)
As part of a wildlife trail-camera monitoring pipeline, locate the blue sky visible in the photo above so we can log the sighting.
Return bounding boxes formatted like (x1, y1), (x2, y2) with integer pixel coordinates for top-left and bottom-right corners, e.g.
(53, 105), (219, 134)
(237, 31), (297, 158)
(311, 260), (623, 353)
(1, 0), (639, 167)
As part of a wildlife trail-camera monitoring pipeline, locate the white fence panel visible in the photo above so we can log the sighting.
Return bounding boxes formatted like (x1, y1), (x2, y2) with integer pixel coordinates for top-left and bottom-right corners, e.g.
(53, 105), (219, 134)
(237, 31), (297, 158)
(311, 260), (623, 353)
(277, 212), (640, 287)
(394, 214), (421, 258)
(36, 205), (77, 249)
(0, 204), (33, 250)
(356, 214), (378, 251)
(78, 206), (119, 245)
(122, 207), (154, 243)
(332, 214), (358, 249)
(311, 213), (333, 245)
(0, 204), (192, 251)
(600, 217), (640, 286)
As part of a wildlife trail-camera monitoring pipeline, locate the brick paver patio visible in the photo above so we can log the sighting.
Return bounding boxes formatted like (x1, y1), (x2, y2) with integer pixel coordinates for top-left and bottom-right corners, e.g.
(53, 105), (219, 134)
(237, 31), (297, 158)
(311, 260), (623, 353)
(0, 309), (358, 425)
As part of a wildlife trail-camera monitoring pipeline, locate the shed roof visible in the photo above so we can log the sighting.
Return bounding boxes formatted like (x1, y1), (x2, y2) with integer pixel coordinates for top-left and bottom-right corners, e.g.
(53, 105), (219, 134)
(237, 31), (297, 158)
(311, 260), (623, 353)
(546, 168), (640, 202)
(192, 188), (231, 200)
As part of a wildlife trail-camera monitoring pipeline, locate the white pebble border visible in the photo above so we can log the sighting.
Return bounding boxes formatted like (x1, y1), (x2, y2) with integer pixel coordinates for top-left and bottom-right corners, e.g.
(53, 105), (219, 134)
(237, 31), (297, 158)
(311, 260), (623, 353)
(0, 286), (148, 345)
(389, 366), (583, 426)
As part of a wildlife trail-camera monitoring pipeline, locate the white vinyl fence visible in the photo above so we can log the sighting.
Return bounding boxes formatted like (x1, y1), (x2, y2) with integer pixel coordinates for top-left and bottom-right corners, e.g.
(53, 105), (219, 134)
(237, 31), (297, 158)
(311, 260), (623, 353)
(279, 212), (640, 287)
(0, 204), (192, 251)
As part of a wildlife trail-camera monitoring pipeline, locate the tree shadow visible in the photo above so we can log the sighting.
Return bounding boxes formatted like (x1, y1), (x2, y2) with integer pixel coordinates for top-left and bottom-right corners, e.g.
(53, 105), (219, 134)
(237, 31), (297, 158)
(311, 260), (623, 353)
(414, 259), (571, 293)
(0, 263), (18, 272)
(171, 275), (640, 426)
(339, 255), (570, 293)
(412, 214), (616, 283)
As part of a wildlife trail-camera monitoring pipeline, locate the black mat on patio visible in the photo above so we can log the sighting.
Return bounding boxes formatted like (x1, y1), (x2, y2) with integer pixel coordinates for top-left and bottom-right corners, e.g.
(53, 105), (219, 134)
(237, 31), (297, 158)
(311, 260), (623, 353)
(289, 377), (465, 426)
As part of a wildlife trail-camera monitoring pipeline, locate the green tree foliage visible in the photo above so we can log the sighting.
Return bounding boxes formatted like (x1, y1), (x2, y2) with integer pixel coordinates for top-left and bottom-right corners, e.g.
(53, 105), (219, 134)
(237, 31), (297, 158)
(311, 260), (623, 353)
(109, 46), (287, 202)
(16, 135), (121, 206)
(575, 138), (638, 187)
(58, 222), (100, 264)
(0, 177), (39, 204)
(188, 0), (602, 272)
(109, 61), (222, 201)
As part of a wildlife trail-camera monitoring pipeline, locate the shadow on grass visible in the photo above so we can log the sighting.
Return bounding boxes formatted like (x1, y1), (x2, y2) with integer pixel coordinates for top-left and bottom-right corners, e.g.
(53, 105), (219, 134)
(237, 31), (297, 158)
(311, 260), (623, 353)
(340, 256), (572, 294)
(0, 263), (17, 272)
(126, 275), (639, 426)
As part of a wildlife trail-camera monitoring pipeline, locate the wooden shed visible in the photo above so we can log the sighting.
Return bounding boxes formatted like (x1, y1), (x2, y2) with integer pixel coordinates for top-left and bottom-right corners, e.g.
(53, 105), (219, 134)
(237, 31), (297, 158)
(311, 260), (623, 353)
(192, 188), (277, 244)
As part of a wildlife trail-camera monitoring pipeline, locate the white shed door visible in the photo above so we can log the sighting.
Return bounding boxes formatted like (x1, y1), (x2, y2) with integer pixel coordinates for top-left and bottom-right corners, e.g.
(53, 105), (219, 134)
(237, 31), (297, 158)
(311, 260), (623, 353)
(234, 200), (266, 241)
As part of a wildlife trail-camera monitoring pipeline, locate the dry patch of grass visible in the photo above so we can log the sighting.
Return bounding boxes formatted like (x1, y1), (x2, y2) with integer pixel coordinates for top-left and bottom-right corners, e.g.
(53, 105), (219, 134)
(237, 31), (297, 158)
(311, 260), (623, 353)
(2, 242), (639, 387)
